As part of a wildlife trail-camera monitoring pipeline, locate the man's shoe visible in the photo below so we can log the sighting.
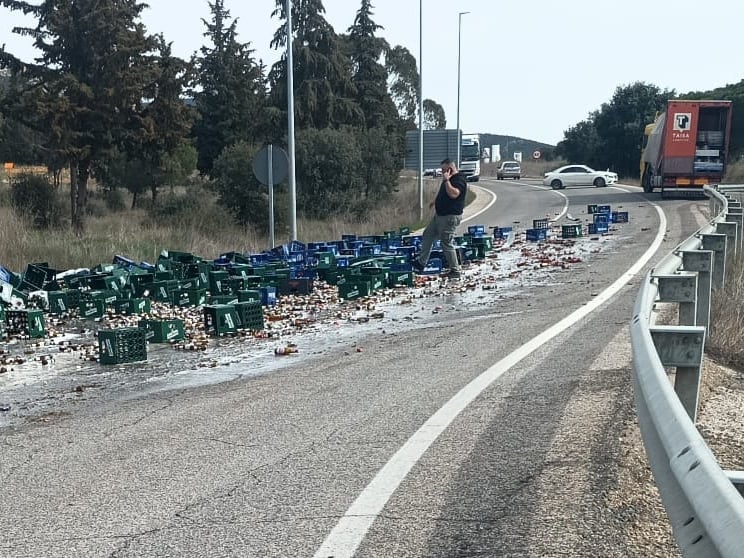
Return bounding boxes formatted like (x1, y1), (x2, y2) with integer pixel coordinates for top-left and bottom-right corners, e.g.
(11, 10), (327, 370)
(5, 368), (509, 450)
(411, 259), (425, 273)
(443, 269), (461, 280)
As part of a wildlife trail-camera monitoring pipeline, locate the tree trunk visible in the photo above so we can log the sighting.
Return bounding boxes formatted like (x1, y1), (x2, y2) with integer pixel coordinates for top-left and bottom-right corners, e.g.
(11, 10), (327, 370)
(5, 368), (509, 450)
(70, 160), (79, 229)
(73, 161), (90, 233)
(131, 191), (138, 210)
(151, 184), (158, 205)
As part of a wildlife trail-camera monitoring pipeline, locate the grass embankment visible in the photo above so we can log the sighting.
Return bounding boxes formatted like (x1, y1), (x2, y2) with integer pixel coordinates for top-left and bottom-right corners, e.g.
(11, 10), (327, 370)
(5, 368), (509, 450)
(0, 174), (442, 271)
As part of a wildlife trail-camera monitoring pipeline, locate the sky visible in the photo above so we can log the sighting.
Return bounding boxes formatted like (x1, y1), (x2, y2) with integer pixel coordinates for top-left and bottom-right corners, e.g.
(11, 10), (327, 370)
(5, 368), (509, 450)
(1, 0), (742, 146)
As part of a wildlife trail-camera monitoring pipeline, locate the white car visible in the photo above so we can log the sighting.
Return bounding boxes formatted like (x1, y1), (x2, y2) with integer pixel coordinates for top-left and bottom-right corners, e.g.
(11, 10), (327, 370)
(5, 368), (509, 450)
(543, 165), (618, 189)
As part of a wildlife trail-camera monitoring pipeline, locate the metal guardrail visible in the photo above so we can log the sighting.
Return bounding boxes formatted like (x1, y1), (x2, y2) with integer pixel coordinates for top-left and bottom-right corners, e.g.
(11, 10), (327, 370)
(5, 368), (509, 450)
(630, 185), (744, 557)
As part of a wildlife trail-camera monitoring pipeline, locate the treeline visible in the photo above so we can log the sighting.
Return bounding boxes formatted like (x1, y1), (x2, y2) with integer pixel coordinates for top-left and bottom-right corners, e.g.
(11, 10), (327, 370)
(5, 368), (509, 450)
(0, 0), (445, 232)
(556, 81), (744, 178)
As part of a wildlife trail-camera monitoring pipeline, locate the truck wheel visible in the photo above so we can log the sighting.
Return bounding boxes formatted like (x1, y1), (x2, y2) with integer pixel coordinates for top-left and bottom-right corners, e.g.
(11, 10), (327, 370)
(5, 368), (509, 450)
(642, 170), (653, 193)
(551, 180), (562, 190)
(593, 177), (606, 188)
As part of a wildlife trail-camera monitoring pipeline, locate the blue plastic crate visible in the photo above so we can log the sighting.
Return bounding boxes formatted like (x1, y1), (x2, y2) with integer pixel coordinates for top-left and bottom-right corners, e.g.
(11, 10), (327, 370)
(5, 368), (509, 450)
(532, 218), (549, 230)
(423, 258), (443, 274)
(525, 228), (548, 242)
(588, 223), (609, 234)
(611, 211), (629, 223)
(258, 286), (277, 306)
(341, 234), (357, 242)
(336, 257), (352, 268)
(467, 225), (486, 235)
(597, 205), (611, 214)
(593, 213), (610, 225)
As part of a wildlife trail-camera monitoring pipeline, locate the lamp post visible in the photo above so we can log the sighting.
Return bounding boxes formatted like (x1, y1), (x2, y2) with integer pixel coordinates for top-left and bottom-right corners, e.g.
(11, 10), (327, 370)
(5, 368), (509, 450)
(418, 0), (424, 220)
(287, 0), (297, 241)
(456, 11), (469, 168)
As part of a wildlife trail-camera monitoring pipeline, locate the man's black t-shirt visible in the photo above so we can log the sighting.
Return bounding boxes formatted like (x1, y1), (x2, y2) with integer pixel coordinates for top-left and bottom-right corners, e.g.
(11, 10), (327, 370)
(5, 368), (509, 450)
(434, 172), (467, 216)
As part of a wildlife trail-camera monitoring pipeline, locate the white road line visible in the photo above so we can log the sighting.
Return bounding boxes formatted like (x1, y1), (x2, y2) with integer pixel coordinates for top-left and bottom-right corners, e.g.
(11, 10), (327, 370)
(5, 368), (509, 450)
(314, 187), (667, 558)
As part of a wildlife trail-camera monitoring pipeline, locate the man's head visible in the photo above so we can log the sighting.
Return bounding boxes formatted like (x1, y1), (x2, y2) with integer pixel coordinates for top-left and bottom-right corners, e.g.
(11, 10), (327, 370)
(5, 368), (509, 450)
(440, 158), (457, 174)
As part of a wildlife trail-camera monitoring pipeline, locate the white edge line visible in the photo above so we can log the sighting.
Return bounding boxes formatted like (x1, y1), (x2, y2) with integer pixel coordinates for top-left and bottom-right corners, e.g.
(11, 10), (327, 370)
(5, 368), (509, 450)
(313, 188), (667, 558)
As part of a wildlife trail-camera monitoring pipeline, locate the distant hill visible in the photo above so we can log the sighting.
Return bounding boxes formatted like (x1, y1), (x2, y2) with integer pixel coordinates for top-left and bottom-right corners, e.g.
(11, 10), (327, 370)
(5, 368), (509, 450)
(478, 133), (557, 161)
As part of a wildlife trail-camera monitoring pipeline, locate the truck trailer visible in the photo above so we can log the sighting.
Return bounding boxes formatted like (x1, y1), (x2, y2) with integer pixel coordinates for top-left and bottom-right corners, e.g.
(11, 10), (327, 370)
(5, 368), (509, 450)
(640, 99), (733, 197)
(404, 129), (481, 181)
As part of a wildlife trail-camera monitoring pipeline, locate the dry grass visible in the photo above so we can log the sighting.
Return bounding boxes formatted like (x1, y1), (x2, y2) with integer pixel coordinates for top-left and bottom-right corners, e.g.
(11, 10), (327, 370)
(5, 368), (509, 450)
(0, 174), (443, 272)
(708, 254), (744, 369)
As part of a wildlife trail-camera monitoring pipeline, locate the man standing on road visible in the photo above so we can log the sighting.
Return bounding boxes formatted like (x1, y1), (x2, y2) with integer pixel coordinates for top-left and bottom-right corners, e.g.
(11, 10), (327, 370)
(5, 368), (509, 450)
(411, 158), (467, 280)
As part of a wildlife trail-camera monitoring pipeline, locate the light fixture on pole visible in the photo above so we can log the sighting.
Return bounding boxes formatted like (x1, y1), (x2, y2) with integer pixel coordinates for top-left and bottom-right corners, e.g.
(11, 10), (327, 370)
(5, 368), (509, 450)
(456, 11), (469, 168)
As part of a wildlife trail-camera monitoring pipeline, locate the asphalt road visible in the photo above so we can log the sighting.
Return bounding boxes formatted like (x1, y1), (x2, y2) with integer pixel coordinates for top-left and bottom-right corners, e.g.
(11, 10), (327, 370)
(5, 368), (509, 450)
(0, 179), (710, 557)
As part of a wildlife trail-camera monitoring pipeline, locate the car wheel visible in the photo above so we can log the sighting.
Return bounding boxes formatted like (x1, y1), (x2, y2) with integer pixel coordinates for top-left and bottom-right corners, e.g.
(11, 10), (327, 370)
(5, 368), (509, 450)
(551, 179), (562, 190)
(593, 177), (606, 188)
(515, 176), (520, 180)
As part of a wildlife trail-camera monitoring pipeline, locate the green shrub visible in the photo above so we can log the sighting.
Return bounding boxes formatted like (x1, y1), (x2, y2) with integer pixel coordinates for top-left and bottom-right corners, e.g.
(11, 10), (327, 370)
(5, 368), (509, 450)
(10, 173), (64, 228)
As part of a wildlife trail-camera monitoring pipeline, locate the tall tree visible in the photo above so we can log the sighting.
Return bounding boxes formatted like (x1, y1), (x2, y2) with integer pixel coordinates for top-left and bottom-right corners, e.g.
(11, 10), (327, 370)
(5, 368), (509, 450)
(269, 0), (363, 129)
(385, 45), (419, 127)
(0, 0), (162, 231)
(594, 82), (671, 177)
(190, 0), (265, 174)
(345, 0), (396, 130)
(423, 99), (446, 129)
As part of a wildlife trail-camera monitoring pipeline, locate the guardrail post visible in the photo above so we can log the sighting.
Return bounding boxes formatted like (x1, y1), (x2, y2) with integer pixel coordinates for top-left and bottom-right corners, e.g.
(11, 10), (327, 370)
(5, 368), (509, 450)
(701, 233), (727, 289)
(726, 210), (743, 252)
(649, 325), (706, 421)
(715, 221), (738, 257)
(680, 250), (713, 332)
(656, 273), (698, 326)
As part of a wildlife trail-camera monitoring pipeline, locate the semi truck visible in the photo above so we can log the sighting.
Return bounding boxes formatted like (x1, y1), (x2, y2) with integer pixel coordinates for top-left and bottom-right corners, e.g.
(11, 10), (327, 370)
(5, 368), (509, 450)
(640, 99), (733, 197)
(404, 129), (481, 181)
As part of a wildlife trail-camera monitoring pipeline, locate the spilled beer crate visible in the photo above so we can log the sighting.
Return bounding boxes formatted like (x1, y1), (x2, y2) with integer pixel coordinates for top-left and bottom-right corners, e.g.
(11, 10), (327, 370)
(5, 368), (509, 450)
(5, 309), (46, 338)
(561, 224), (583, 239)
(98, 327), (147, 364)
(204, 304), (239, 336)
(232, 301), (264, 331)
(138, 318), (185, 343)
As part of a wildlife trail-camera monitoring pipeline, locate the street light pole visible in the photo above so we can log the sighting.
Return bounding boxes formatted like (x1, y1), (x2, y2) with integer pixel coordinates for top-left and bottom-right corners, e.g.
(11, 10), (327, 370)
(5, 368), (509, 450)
(287, 0), (297, 241)
(418, 0), (424, 221)
(456, 11), (469, 168)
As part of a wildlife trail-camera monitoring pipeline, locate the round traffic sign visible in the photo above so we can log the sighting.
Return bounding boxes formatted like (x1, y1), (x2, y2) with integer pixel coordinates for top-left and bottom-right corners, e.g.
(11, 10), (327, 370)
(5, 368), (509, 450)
(532, 150), (541, 159)
(252, 145), (289, 186)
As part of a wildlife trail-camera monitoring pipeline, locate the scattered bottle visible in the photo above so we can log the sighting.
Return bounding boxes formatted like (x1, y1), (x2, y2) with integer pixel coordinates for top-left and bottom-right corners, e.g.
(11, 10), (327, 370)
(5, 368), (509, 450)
(274, 345), (298, 356)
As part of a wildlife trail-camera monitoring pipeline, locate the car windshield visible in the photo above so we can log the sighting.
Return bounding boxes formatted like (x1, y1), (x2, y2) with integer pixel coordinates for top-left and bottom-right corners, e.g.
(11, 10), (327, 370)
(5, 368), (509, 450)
(504, 163), (519, 169)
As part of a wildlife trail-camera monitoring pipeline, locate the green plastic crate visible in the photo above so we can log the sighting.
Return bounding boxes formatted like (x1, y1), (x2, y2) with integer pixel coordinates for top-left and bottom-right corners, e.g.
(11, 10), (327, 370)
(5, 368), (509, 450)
(232, 301), (264, 331)
(79, 299), (106, 319)
(128, 298), (151, 315)
(5, 309), (46, 338)
(238, 289), (261, 302)
(171, 288), (207, 308)
(204, 304), (239, 336)
(387, 271), (414, 287)
(210, 294), (239, 305)
(138, 318), (185, 343)
(98, 327), (147, 364)
(48, 291), (70, 315)
(338, 280), (372, 300)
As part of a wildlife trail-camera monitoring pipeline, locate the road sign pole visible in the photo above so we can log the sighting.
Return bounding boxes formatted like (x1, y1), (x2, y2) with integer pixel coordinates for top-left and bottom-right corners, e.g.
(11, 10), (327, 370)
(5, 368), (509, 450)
(268, 144), (275, 248)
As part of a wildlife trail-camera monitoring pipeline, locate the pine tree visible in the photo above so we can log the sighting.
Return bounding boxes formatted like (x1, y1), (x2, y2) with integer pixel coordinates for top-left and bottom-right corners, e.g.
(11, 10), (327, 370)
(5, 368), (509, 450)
(269, 0), (363, 129)
(190, 0), (265, 175)
(346, 0), (397, 130)
(0, 0), (165, 231)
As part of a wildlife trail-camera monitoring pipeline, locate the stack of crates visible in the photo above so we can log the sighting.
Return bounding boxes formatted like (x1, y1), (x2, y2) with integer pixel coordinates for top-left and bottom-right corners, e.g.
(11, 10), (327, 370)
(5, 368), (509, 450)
(138, 318), (185, 343)
(5, 309), (46, 338)
(589, 206), (611, 234)
(98, 327), (147, 364)
(525, 218), (549, 242)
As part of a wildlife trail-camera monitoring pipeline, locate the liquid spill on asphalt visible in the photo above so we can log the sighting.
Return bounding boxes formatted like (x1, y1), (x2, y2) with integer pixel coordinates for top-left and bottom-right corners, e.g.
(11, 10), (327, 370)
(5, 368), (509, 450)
(0, 232), (625, 428)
